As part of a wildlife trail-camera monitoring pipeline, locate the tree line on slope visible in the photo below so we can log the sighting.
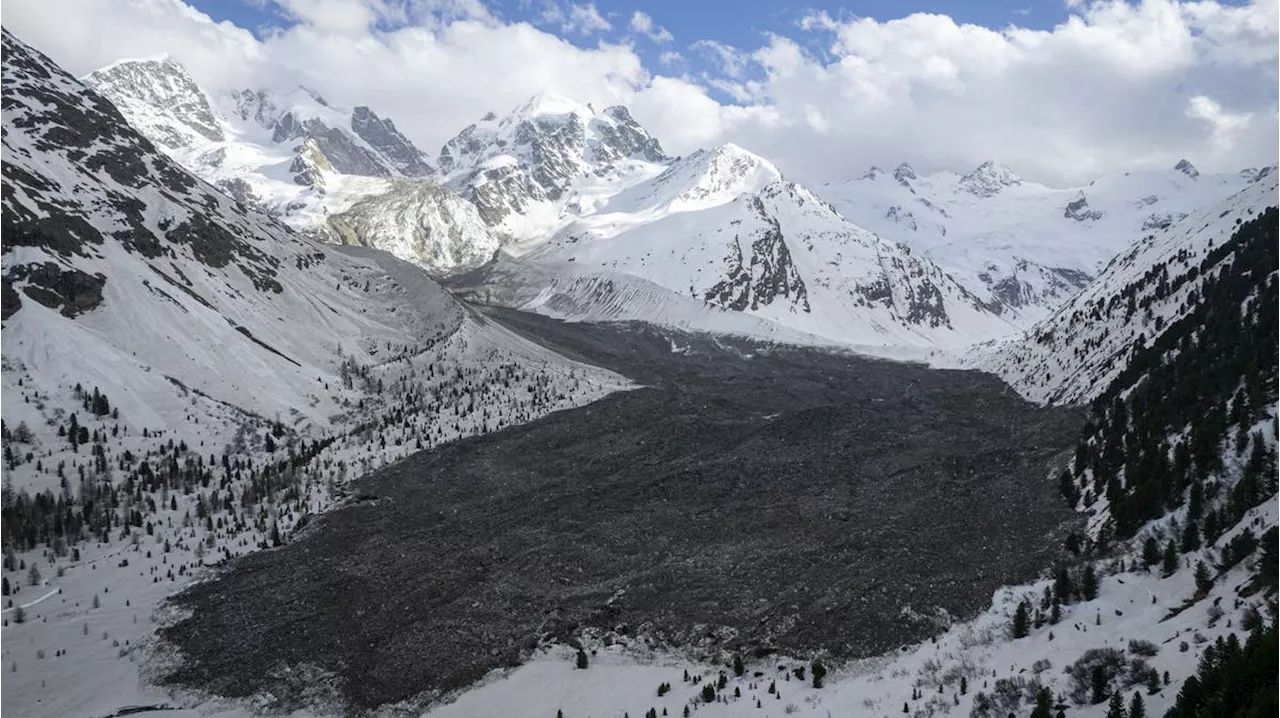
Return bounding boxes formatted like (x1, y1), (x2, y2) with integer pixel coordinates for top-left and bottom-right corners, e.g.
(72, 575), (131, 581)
(1059, 208), (1278, 554)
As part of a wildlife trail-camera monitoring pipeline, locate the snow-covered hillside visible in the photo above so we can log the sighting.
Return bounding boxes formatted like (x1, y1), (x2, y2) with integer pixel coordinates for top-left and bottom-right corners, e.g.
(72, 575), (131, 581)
(0, 29), (626, 718)
(518, 159), (1017, 349)
(979, 167), (1277, 404)
(818, 160), (1258, 324)
(82, 57), (498, 275)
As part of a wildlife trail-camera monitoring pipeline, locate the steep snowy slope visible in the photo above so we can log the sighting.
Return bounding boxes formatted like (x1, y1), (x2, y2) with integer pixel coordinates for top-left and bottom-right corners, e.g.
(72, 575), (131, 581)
(979, 167), (1278, 404)
(440, 93), (671, 243)
(819, 161), (1256, 323)
(82, 58), (497, 275)
(524, 169), (1017, 348)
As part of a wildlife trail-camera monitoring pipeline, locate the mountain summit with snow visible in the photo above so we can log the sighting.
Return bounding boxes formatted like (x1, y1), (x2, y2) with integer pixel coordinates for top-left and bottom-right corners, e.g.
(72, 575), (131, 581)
(82, 58), (495, 275)
(959, 161), (1022, 197)
(439, 93), (671, 241)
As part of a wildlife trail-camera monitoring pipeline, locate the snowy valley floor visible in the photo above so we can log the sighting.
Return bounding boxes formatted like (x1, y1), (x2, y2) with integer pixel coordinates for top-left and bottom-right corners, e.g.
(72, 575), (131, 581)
(156, 311), (1084, 714)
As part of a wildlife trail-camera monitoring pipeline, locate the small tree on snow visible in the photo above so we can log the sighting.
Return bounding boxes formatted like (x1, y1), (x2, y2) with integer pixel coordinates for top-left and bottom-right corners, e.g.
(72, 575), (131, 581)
(575, 648), (588, 670)
(1193, 561), (1212, 596)
(1082, 564), (1099, 601)
(1012, 601), (1030, 638)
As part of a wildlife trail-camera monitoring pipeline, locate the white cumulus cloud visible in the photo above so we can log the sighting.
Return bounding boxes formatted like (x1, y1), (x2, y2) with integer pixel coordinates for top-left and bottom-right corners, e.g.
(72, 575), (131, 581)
(1, 0), (1275, 186)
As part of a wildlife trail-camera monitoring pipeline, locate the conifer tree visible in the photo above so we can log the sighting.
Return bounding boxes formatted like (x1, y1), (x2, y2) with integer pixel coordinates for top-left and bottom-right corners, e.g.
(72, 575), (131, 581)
(1091, 665), (1108, 704)
(1161, 539), (1179, 577)
(1128, 691), (1145, 718)
(1030, 688), (1053, 718)
(1181, 521), (1201, 553)
(1142, 536), (1160, 567)
(1012, 601), (1030, 638)
(1194, 561), (1212, 596)
(1106, 692), (1127, 718)
(1082, 564), (1099, 600)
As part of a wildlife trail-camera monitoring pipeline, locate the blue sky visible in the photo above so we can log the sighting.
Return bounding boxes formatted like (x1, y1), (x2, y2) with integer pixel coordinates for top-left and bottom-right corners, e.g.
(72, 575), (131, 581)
(188, 0), (1076, 102)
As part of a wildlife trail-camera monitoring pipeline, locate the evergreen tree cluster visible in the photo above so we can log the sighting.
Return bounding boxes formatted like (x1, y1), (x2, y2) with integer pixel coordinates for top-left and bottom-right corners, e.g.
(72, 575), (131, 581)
(1164, 621), (1277, 718)
(1059, 208), (1279, 549)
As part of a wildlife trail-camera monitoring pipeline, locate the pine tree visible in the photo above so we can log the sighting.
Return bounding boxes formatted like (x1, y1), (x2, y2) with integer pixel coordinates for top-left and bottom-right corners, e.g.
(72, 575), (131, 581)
(1030, 687), (1053, 718)
(575, 648), (588, 670)
(1082, 564), (1099, 601)
(1128, 691), (1146, 718)
(1259, 527), (1280, 583)
(1054, 565), (1074, 603)
(1194, 561), (1212, 596)
(1092, 665), (1109, 704)
(1161, 539), (1179, 577)
(959, 676), (967, 695)
(1142, 536), (1160, 567)
(732, 654), (744, 677)
(1012, 601), (1030, 638)
(1105, 691), (1127, 718)
(1181, 520), (1201, 553)
(1050, 596), (1061, 624)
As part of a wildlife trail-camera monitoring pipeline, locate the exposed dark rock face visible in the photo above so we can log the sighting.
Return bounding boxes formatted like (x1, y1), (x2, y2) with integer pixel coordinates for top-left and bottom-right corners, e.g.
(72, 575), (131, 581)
(1064, 191), (1104, 222)
(704, 197), (809, 312)
(462, 163), (548, 226)
(7, 262), (105, 317)
(350, 106), (435, 177)
(596, 105), (669, 164)
(273, 112), (392, 178)
(161, 312), (1083, 714)
(1142, 212), (1188, 231)
(1, 278), (20, 319)
(977, 261), (1093, 315)
(893, 162), (917, 189)
(1174, 158), (1199, 179)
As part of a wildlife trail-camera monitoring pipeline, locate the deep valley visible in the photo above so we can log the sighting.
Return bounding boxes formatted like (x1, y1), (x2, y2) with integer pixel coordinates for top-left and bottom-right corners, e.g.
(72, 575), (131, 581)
(160, 310), (1084, 712)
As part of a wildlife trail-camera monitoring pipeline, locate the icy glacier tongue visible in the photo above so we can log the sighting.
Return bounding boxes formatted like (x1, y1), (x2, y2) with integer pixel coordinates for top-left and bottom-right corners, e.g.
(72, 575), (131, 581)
(817, 159), (1255, 324)
(82, 57), (496, 276)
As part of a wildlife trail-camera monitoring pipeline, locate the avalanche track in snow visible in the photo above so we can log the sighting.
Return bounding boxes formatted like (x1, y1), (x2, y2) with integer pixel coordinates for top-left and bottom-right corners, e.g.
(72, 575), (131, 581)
(158, 312), (1084, 714)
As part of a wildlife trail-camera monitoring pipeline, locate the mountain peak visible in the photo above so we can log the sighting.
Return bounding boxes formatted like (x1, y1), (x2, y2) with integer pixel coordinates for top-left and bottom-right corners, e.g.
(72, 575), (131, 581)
(1174, 158), (1199, 178)
(514, 92), (595, 119)
(960, 161), (1021, 197)
(84, 55), (224, 147)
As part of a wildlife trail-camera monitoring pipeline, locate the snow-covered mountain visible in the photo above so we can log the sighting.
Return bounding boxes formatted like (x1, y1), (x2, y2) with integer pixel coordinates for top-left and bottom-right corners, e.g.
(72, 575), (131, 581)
(82, 57), (498, 275)
(439, 93), (671, 243)
(977, 166), (1278, 404)
(818, 160), (1257, 324)
(2, 27), (620, 448)
(478, 145), (1016, 349)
